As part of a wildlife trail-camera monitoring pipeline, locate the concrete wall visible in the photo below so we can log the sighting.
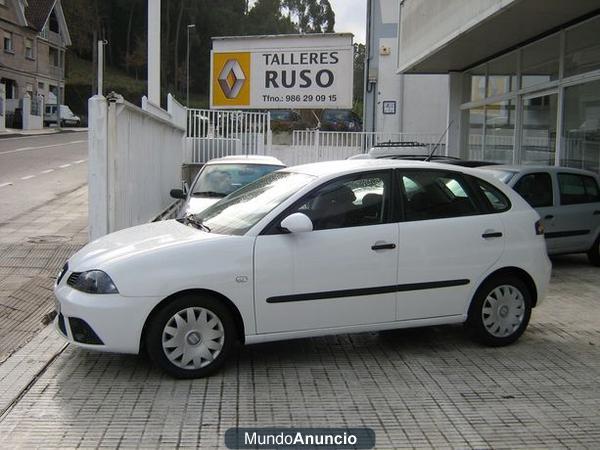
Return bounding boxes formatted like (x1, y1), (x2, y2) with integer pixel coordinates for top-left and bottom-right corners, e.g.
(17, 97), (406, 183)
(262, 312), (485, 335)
(88, 94), (186, 240)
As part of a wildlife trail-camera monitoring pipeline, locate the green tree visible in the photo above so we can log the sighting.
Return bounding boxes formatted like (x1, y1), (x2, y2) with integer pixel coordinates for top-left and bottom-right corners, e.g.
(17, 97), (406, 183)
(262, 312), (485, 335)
(283, 0), (335, 33)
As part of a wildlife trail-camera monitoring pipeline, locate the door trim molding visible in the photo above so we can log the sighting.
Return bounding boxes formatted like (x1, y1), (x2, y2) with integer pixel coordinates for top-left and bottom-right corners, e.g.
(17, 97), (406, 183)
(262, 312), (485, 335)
(545, 229), (590, 239)
(266, 279), (470, 304)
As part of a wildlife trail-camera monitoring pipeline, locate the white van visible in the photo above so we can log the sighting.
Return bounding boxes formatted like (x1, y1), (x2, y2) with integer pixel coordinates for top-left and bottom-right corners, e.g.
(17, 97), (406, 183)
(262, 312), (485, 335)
(44, 104), (81, 127)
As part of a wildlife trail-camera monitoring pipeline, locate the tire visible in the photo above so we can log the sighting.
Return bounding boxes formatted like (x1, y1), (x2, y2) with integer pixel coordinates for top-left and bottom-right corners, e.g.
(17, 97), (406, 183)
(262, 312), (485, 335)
(146, 294), (237, 378)
(587, 235), (600, 266)
(466, 275), (532, 346)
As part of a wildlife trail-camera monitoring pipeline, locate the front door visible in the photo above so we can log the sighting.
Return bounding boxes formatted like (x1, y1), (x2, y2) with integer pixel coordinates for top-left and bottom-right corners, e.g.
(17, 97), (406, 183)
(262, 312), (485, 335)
(253, 170), (398, 334)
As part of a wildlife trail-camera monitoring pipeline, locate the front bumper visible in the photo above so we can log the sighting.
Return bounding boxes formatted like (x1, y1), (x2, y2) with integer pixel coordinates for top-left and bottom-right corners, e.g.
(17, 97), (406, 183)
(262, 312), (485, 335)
(54, 282), (162, 354)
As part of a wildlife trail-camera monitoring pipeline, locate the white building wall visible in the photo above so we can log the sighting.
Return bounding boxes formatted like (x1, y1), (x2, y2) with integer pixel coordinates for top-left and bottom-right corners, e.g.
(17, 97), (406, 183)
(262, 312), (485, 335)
(365, 0), (448, 136)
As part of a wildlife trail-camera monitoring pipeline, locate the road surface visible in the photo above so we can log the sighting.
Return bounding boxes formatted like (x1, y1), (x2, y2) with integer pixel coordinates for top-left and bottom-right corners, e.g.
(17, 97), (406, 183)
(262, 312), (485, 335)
(0, 131), (88, 223)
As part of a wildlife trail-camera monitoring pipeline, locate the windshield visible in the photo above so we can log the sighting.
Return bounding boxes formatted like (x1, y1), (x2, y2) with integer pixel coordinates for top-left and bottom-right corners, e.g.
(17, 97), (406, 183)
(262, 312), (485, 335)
(270, 111), (294, 121)
(323, 110), (352, 121)
(190, 163), (283, 197)
(482, 169), (517, 184)
(191, 171), (315, 235)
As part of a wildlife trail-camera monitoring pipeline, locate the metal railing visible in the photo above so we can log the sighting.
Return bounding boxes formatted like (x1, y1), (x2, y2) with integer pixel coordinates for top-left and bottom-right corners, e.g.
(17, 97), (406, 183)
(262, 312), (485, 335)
(186, 108), (271, 163)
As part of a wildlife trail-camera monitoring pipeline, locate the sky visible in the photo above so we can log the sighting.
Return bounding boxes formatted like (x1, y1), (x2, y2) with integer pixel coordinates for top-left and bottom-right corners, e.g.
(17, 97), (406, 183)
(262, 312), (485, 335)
(247, 0), (367, 44)
(329, 0), (367, 44)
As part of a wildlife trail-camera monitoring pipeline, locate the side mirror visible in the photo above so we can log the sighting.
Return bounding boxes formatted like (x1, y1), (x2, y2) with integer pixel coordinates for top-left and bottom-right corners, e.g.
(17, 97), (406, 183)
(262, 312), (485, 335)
(170, 188), (186, 199)
(280, 212), (313, 233)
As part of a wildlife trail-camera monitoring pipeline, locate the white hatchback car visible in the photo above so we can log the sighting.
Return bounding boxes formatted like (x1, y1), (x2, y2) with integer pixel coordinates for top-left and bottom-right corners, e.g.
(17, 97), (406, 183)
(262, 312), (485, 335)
(55, 160), (551, 378)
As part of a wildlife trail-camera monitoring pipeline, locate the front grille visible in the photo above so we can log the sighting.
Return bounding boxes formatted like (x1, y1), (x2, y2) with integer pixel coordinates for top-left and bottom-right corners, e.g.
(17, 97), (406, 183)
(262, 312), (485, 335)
(58, 313), (67, 336)
(67, 272), (81, 287)
(69, 317), (104, 345)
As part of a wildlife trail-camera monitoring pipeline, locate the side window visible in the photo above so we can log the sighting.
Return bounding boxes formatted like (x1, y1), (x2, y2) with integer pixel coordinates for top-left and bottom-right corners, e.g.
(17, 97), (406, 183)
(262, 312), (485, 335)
(474, 178), (511, 212)
(291, 171), (391, 231)
(514, 173), (553, 208)
(400, 171), (479, 221)
(558, 173), (600, 205)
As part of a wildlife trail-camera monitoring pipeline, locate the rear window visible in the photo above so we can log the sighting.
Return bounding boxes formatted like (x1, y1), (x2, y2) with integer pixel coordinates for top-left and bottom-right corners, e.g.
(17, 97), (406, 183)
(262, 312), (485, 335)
(558, 173), (600, 205)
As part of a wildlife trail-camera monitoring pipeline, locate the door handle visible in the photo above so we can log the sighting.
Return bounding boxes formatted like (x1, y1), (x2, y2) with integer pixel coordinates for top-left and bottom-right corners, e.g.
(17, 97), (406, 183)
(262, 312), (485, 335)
(544, 215), (554, 220)
(371, 243), (396, 251)
(482, 232), (503, 239)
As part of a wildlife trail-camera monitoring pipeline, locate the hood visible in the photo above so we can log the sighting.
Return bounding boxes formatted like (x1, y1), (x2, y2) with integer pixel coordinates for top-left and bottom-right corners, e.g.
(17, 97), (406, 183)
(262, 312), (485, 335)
(68, 220), (223, 271)
(182, 196), (221, 216)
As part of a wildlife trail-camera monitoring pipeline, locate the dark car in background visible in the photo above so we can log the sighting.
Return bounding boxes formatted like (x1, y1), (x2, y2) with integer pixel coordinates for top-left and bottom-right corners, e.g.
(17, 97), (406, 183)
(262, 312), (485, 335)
(320, 109), (362, 132)
(269, 110), (308, 132)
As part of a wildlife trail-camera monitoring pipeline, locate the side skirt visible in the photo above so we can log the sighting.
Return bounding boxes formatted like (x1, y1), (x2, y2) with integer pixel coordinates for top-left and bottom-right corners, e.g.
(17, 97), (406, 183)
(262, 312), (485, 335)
(244, 314), (465, 345)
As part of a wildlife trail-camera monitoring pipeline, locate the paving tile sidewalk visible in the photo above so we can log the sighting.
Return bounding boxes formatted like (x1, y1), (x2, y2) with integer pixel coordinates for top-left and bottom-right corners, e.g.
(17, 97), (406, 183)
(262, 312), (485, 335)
(0, 185), (88, 362)
(0, 253), (597, 448)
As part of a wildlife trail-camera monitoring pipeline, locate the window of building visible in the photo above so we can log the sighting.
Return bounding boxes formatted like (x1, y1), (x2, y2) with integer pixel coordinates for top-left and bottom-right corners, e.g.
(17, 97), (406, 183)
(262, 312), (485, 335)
(400, 171), (478, 221)
(38, 82), (44, 90)
(564, 16), (600, 78)
(467, 64), (486, 102)
(3, 32), (13, 52)
(521, 34), (560, 89)
(49, 10), (59, 33)
(49, 47), (59, 66)
(25, 38), (34, 59)
(487, 52), (518, 97)
(561, 79), (600, 172)
(521, 93), (558, 166)
(484, 100), (515, 163)
(468, 107), (484, 160)
(291, 172), (391, 231)
(514, 173), (554, 208)
(558, 173), (600, 205)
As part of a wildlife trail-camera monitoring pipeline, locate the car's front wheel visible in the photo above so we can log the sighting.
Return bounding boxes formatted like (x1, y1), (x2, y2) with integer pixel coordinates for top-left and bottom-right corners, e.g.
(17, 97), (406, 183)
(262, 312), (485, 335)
(466, 275), (532, 346)
(146, 295), (236, 378)
(587, 235), (600, 266)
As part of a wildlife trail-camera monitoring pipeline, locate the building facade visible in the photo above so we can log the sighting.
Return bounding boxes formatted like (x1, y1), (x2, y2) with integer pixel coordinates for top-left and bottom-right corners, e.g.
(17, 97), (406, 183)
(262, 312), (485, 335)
(363, 0), (448, 136)
(396, 0), (600, 173)
(0, 0), (70, 104)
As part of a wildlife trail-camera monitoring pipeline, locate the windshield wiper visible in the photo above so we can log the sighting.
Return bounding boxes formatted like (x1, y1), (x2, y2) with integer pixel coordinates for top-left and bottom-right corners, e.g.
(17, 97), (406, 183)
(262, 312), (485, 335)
(192, 191), (227, 198)
(179, 215), (211, 232)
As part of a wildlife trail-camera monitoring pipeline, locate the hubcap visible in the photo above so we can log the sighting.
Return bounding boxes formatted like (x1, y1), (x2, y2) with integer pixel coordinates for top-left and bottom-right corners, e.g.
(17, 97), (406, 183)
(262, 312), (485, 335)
(162, 307), (225, 370)
(481, 285), (525, 338)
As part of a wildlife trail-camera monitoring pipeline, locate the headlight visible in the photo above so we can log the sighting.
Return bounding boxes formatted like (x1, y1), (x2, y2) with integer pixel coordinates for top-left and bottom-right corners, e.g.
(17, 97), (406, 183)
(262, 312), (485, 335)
(71, 270), (119, 294)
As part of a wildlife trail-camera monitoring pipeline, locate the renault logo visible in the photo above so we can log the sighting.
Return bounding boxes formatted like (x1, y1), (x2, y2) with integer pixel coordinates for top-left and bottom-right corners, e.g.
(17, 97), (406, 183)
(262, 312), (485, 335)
(218, 59), (246, 99)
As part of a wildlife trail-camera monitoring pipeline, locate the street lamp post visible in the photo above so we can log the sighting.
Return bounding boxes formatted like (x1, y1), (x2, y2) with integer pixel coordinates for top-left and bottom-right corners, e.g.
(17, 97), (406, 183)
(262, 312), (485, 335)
(186, 24), (196, 108)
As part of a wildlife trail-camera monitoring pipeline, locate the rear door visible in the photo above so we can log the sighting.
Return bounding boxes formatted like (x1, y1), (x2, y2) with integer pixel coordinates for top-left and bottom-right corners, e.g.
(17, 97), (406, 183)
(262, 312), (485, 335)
(395, 169), (506, 320)
(551, 172), (600, 253)
(511, 172), (559, 252)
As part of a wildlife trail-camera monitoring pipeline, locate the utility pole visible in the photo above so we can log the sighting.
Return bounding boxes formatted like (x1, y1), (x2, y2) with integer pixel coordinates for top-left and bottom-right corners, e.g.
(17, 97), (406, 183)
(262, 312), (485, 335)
(97, 40), (106, 96)
(186, 24), (196, 108)
(148, 0), (160, 105)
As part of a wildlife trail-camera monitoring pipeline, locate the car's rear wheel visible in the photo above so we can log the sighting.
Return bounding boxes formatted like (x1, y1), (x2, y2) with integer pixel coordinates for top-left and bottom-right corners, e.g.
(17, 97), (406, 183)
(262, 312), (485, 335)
(587, 236), (600, 266)
(466, 275), (532, 346)
(146, 295), (236, 378)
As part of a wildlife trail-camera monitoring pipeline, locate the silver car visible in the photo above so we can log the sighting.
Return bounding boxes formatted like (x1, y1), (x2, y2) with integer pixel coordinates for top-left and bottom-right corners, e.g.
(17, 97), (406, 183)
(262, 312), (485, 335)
(480, 165), (600, 265)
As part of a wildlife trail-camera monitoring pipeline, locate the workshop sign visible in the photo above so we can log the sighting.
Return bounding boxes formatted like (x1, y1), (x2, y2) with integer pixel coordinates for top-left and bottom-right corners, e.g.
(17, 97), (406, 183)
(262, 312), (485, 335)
(210, 34), (353, 109)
